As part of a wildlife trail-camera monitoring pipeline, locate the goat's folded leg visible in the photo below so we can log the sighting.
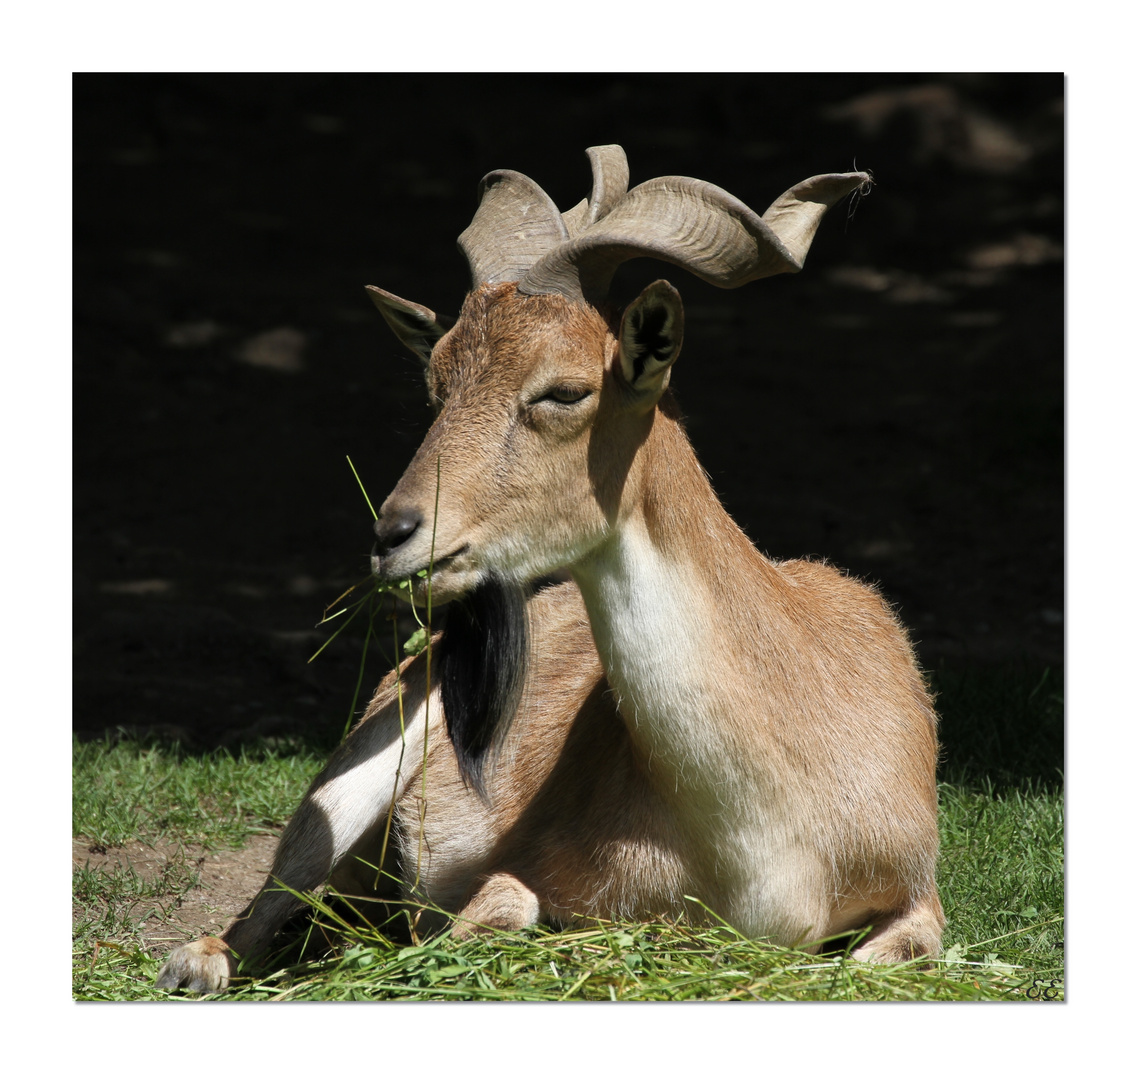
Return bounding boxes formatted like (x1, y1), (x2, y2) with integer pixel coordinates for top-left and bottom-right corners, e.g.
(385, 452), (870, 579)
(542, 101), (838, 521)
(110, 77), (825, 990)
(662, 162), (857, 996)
(450, 871), (542, 941)
(156, 658), (433, 992)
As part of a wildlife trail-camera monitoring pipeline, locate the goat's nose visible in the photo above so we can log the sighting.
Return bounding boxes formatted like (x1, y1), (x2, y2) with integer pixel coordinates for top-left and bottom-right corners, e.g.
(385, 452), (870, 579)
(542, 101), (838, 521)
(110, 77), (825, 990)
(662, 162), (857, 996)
(373, 509), (422, 557)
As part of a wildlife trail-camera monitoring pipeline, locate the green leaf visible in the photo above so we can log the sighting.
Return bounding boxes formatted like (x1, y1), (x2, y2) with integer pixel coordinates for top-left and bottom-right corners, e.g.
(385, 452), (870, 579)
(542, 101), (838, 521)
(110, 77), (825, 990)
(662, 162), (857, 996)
(403, 627), (429, 657)
(942, 942), (968, 965)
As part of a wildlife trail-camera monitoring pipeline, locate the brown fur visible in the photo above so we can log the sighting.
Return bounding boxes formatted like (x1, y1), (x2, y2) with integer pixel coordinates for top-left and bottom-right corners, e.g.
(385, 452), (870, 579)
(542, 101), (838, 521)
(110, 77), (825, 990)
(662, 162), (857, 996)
(158, 276), (944, 994)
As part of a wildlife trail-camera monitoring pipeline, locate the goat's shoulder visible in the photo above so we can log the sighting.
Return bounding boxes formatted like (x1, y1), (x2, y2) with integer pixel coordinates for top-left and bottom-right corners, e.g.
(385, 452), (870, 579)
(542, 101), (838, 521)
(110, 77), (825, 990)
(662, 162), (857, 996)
(774, 554), (893, 607)
(767, 555), (917, 655)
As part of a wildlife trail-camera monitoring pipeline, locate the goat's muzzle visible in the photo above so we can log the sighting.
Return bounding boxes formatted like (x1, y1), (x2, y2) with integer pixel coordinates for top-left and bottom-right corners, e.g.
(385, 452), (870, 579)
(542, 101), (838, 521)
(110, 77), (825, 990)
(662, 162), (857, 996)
(371, 509), (422, 576)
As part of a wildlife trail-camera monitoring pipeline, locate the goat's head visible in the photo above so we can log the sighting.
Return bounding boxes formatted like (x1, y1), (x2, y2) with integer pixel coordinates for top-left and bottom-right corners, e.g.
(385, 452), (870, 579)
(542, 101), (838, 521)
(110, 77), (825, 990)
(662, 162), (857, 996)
(368, 146), (870, 605)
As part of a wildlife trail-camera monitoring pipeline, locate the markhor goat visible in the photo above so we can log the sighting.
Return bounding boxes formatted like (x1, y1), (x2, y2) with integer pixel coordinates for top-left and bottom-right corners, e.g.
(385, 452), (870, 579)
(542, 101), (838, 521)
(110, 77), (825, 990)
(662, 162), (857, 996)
(157, 146), (943, 993)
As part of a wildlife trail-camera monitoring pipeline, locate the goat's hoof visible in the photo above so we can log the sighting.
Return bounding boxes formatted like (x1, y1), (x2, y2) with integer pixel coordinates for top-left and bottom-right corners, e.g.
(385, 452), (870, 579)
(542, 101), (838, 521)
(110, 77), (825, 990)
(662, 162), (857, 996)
(155, 936), (236, 993)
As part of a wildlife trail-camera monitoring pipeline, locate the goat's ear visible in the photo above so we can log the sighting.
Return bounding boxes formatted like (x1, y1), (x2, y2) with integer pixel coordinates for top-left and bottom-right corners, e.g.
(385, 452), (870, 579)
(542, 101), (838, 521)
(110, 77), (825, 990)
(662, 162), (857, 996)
(617, 280), (684, 399)
(366, 285), (454, 364)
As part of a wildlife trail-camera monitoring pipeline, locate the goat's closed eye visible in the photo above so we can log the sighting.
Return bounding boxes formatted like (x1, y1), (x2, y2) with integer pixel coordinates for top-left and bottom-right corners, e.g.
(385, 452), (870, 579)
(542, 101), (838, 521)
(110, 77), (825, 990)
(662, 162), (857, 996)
(538, 384), (591, 405)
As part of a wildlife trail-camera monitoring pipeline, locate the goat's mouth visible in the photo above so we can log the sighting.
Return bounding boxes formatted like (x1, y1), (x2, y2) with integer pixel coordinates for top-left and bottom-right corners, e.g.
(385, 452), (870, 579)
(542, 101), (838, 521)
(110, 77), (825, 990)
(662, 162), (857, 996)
(370, 545), (470, 599)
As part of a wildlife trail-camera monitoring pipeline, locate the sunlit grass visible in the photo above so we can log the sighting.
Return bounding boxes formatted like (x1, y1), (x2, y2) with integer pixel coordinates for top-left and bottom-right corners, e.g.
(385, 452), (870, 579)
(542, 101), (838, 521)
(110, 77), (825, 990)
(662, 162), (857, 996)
(73, 734), (326, 849)
(73, 658), (1062, 1002)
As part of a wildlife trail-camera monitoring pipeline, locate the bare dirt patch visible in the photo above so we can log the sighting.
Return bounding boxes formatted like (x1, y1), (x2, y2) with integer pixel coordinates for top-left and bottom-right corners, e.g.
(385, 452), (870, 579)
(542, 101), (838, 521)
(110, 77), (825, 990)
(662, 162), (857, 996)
(73, 834), (278, 957)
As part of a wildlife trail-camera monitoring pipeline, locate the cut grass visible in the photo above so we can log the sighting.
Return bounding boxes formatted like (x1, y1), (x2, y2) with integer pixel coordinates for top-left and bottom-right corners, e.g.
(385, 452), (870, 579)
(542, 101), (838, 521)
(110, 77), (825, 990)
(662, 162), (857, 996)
(72, 660), (1063, 1002)
(157, 917), (1037, 1003)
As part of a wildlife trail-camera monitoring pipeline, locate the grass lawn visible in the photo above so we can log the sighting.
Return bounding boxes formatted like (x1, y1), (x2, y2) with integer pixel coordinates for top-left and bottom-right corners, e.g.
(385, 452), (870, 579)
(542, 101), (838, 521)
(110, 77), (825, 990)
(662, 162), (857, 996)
(72, 660), (1063, 1002)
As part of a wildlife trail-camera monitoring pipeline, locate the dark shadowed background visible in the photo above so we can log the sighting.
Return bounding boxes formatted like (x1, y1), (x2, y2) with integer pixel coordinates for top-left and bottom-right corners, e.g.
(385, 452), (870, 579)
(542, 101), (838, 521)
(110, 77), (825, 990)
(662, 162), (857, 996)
(73, 73), (1063, 750)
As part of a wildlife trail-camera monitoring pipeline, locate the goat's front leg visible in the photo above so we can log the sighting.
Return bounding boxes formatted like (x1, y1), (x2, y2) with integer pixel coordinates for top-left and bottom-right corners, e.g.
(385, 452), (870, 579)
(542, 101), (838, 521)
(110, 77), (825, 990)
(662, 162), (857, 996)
(156, 658), (434, 993)
(154, 797), (360, 993)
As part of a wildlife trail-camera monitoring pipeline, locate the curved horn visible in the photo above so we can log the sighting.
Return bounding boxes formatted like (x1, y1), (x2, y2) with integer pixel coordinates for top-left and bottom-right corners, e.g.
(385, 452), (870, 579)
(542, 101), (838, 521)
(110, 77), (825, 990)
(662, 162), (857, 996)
(518, 170), (872, 302)
(457, 169), (569, 288)
(561, 145), (630, 237)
